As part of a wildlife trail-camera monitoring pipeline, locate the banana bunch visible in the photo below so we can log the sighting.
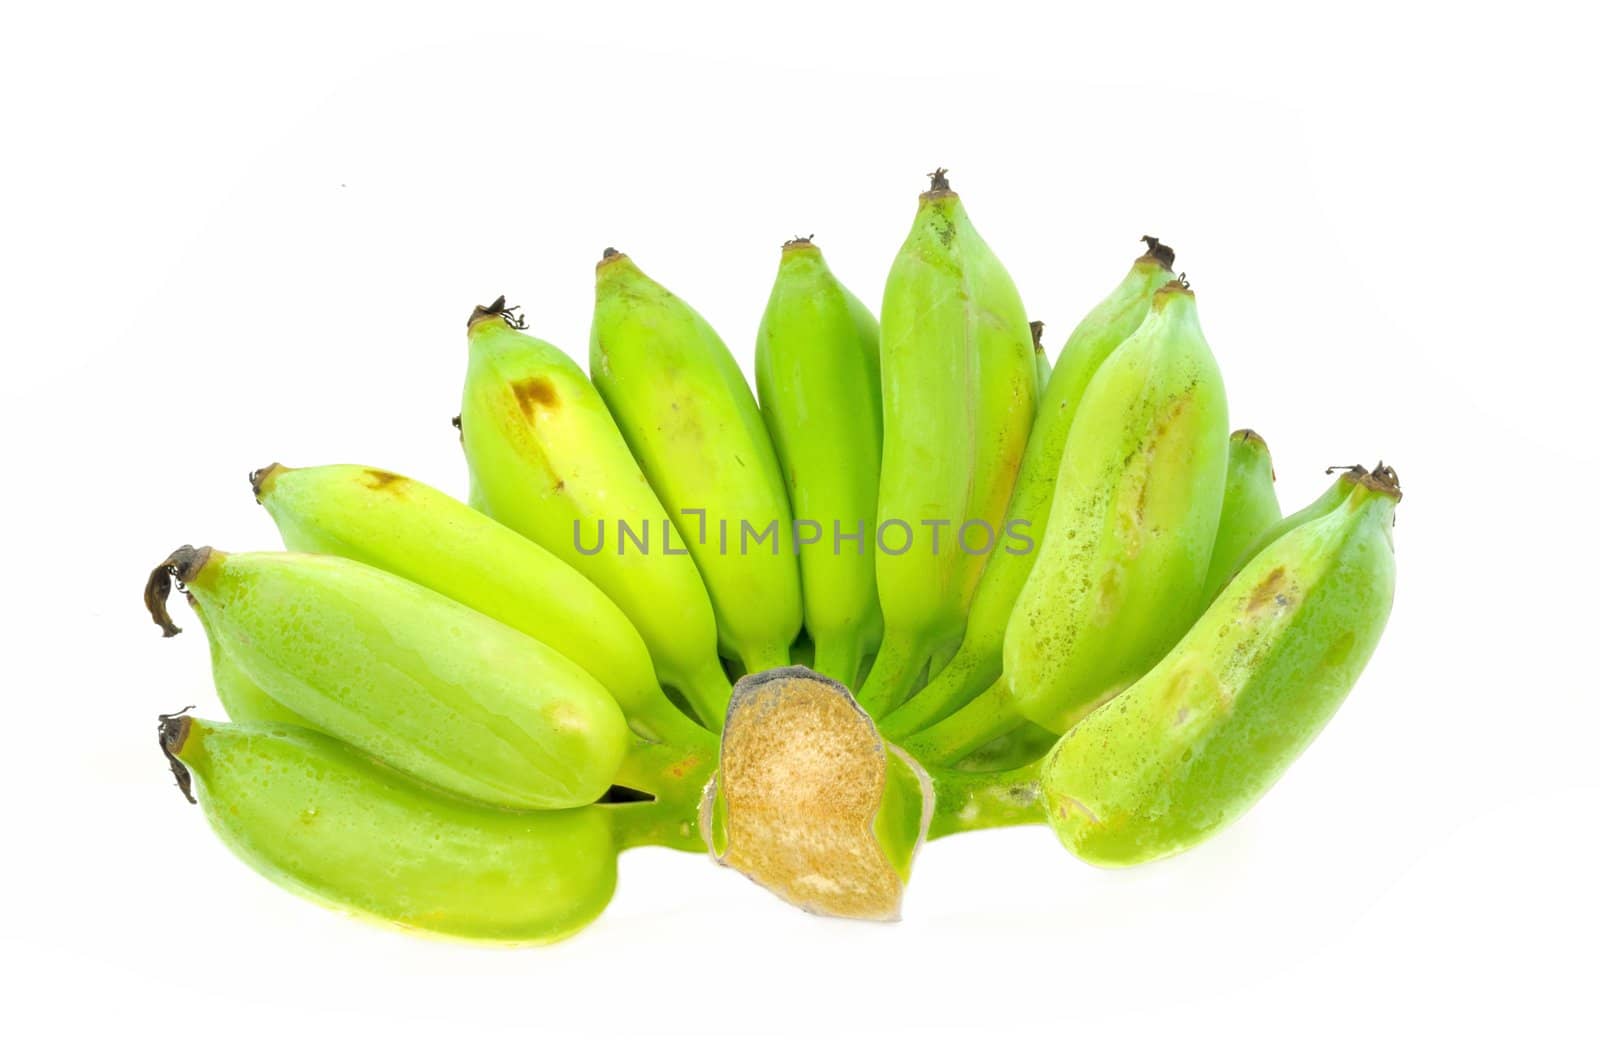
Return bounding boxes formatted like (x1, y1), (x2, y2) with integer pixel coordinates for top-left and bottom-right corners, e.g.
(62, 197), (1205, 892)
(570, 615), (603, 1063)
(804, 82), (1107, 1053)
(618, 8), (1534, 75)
(147, 170), (1401, 940)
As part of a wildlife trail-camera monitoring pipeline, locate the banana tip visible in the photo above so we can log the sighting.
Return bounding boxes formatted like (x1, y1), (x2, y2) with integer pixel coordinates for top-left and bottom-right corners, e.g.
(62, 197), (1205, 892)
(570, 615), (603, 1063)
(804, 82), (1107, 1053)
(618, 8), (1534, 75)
(158, 710), (196, 804)
(1363, 463), (1403, 500)
(248, 463), (284, 500)
(144, 545), (213, 637)
(468, 297), (524, 330)
(1140, 235), (1177, 270)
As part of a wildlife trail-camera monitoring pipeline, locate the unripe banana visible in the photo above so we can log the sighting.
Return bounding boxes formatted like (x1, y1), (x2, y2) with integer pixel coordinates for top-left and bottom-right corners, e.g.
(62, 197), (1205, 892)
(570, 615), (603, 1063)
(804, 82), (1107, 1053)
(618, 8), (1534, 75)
(907, 280), (1229, 762)
(1042, 466), (1401, 866)
(754, 238), (883, 686)
(1201, 429), (1283, 600)
(881, 242), (1177, 738)
(858, 170), (1037, 715)
(250, 462), (709, 749)
(145, 547), (629, 810)
(1224, 464), (1365, 585)
(459, 299), (732, 725)
(160, 715), (618, 944)
(592, 250), (802, 674)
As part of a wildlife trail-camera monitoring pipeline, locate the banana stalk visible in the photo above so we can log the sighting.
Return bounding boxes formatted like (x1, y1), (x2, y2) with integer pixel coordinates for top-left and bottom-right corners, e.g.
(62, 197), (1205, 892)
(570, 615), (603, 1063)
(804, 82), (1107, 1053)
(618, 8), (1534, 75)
(755, 238), (883, 687)
(592, 251), (803, 675)
(858, 170), (1037, 715)
(881, 240), (1176, 737)
(699, 668), (1045, 920)
(459, 299), (733, 725)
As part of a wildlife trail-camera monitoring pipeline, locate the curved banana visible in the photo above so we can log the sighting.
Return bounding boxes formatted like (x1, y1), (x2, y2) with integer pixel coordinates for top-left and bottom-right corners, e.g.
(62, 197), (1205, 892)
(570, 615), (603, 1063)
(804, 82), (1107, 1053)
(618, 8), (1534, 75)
(1042, 466), (1401, 866)
(459, 299), (733, 725)
(858, 169), (1037, 715)
(145, 547), (629, 810)
(1201, 429), (1283, 600)
(251, 462), (709, 749)
(754, 238), (883, 686)
(592, 250), (802, 674)
(159, 714), (619, 944)
(881, 240), (1176, 738)
(906, 280), (1229, 763)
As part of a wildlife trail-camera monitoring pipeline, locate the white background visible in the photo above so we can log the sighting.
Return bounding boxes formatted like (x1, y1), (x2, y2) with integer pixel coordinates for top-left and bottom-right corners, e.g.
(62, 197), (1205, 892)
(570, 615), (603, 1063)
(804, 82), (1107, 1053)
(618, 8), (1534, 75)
(3, 1), (1595, 1058)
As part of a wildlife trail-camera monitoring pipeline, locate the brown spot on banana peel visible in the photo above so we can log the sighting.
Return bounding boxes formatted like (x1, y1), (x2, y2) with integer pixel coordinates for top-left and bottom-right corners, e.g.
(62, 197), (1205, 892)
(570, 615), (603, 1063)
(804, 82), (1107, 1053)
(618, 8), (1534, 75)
(1246, 567), (1293, 614)
(144, 545), (213, 637)
(511, 377), (560, 420)
(360, 468), (407, 493)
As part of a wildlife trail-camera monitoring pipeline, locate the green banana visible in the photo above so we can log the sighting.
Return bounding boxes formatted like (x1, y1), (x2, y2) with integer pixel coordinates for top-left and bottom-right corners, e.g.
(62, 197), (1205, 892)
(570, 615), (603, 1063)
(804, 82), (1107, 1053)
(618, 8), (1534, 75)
(858, 169), (1037, 715)
(592, 250), (802, 674)
(251, 462), (710, 750)
(159, 714), (619, 944)
(1201, 429), (1283, 600)
(907, 280), (1229, 763)
(459, 298), (733, 725)
(754, 237), (883, 686)
(1042, 466), (1401, 866)
(881, 240), (1178, 739)
(145, 547), (629, 810)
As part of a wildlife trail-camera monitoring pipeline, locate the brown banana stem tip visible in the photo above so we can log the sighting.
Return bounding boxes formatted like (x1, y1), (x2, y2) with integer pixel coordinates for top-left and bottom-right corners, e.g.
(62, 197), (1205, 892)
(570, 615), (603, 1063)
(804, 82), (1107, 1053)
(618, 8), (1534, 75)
(158, 709), (196, 804)
(467, 296), (525, 330)
(1233, 428), (1262, 443)
(1363, 462), (1403, 500)
(248, 463), (283, 501)
(927, 167), (951, 193)
(144, 545), (213, 637)
(782, 234), (815, 249)
(1029, 320), (1045, 348)
(1140, 235), (1177, 269)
